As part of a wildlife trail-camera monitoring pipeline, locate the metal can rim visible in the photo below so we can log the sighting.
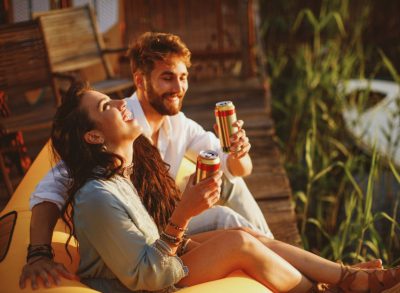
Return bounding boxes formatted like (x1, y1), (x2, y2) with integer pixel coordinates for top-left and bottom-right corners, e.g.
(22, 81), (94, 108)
(198, 150), (220, 165)
(215, 101), (235, 111)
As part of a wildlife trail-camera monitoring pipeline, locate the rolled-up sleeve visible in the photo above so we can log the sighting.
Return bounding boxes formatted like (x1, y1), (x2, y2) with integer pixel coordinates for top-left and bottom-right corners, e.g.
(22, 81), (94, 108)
(74, 184), (188, 291)
(29, 162), (70, 210)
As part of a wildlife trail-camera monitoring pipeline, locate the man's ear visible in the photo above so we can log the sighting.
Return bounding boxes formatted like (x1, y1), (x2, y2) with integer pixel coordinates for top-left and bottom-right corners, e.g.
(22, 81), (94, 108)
(84, 130), (104, 145)
(134, 72), (145, 90)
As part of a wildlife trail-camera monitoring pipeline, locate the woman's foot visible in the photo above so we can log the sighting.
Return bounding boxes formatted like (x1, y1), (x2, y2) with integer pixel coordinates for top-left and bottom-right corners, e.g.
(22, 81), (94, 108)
(337, 265), (400, 293)
(352, 259), (383, 269)
(317, 260), (384, 292)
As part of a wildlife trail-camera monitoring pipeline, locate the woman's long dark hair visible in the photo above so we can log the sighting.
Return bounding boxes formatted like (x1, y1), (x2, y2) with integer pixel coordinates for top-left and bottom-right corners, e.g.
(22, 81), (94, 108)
(51, 81), (180, 258)
(132, 135), (181, 229)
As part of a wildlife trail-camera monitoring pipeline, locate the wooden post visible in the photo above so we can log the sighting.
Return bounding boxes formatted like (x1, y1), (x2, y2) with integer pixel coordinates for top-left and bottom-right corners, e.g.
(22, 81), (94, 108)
(252, 0), (272, 115)
(238, 0), (252, 78)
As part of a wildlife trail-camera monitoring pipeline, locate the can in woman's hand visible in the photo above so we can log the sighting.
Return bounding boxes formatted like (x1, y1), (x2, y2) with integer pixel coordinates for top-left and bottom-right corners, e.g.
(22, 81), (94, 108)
(194, 150), (220, 184)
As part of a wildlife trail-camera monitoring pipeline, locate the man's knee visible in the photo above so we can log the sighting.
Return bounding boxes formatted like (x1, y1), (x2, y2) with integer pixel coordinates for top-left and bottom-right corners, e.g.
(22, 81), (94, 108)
(222, 177), (253, 204)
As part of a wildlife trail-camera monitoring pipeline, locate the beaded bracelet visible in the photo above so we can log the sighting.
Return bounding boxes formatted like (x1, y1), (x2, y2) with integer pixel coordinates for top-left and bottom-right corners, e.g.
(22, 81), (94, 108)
(160, 231), (183, 246)
(167, 220), (188, 233)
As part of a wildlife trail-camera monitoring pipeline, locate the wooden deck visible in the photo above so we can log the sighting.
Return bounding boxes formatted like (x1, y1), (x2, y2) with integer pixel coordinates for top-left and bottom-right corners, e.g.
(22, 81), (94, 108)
(0, 77), (301, 246)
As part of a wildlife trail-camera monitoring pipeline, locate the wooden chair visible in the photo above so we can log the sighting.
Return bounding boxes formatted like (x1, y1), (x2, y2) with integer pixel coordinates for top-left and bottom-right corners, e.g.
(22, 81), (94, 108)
(0, 19), (71, 196)
(0, 19), (67, 134)
(35, 5), (133, 99)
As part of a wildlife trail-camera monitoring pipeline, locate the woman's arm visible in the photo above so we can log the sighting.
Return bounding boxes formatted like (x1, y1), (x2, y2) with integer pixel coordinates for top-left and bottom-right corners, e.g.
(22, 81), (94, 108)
(164, 171), (223, 253)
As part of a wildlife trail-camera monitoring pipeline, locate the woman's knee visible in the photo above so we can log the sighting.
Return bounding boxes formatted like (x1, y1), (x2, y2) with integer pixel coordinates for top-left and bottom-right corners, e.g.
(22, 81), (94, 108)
(223, 230), (258, 253)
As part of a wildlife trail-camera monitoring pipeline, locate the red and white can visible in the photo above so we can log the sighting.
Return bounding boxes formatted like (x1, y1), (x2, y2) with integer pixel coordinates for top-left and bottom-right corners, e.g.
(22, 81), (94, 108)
(194, 150), (220, 184)
(215, 101), (238, 153)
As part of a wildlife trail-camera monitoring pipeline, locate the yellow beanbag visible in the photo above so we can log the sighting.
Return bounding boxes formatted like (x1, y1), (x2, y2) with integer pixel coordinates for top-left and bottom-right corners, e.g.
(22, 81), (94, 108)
(0, 142), (270, 293)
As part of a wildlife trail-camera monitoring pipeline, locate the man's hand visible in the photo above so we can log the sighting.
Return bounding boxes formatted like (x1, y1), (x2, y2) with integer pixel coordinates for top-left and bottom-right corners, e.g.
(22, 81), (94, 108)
(214, 120), (251, 159)
(19, 257), (76, 289)
(215, 120), (253, 177)
(228, 120), (251, 159)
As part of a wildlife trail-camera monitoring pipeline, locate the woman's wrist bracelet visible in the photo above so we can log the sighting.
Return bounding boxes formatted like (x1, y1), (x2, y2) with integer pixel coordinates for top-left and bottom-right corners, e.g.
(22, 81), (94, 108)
(167, 220), (188, 233)
(160, 231), (184, 246)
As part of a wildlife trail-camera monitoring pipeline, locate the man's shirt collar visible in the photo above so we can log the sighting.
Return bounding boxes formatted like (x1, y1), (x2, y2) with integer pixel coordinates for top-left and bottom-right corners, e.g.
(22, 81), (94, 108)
(126, 92), (172, 143)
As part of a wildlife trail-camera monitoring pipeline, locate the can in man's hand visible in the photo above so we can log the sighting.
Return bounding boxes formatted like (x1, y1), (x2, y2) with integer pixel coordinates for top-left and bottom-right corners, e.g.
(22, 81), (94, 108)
(215, 101), (238, 153)
(194, 150), (220, 184)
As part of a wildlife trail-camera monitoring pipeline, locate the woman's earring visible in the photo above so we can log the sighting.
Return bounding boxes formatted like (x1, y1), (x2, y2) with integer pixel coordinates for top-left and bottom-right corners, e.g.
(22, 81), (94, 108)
(101, 145), (107, 152)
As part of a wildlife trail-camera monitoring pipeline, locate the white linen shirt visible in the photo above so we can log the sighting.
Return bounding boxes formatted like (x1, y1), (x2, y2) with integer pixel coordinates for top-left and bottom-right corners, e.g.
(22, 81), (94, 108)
(30, 92), (234, 210)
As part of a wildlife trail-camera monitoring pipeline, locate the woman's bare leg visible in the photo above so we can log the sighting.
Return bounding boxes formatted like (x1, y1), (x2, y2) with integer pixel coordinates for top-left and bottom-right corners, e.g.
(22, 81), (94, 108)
(179, 230), (313, 292)
(256, 237), (385, 291)
(189, 229), (385, 291)
(190, 229), (383, 270)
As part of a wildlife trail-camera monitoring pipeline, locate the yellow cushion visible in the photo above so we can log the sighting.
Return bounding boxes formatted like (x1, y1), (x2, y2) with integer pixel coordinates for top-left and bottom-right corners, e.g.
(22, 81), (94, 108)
(175, 156), (196, 191)
(0, 142), (270, 292)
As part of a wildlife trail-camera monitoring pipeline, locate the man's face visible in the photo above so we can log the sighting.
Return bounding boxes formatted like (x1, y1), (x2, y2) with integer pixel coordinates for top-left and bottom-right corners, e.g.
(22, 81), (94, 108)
(143, 56), (189, 116)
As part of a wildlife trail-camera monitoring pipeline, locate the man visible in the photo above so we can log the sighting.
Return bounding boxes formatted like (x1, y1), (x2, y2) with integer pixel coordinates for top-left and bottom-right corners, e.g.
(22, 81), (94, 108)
(19, 32), (272, 289)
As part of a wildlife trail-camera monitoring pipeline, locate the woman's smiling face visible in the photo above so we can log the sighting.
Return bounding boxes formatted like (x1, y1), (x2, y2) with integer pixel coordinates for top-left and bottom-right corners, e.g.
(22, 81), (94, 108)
(81, 90), (142, 146)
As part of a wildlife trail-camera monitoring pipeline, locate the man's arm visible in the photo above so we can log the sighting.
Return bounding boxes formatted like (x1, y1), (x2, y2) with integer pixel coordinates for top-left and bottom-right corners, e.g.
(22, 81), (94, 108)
(20, 202), (75, 289)
(20, 163), (75, 289)
(227, 153), (253, 177)
(30, 201), (60, 245)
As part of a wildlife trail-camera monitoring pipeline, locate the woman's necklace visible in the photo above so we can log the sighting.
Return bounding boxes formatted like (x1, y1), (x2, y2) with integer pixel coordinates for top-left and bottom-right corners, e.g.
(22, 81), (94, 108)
(120, 163), (134, 178)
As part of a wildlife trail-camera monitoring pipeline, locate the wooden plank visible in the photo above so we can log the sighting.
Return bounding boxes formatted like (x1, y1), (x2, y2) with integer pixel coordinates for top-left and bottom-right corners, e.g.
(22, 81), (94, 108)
(258, 199), (302, 246)
(245, 172), (291, 200)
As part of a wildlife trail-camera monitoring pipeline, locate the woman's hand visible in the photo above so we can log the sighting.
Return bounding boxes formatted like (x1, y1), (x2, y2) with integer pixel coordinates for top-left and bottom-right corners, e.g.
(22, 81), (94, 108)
(174, 171), (223, 221)
(19, 257), (76, 289)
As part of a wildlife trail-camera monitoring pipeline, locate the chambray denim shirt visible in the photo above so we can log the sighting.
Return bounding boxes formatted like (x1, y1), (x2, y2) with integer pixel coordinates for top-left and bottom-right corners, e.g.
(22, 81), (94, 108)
(73, 175), (188, 293)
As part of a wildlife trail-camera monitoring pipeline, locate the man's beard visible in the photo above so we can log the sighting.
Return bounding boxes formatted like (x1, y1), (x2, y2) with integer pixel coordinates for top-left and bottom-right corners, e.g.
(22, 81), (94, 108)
(145, 82), (184, 116)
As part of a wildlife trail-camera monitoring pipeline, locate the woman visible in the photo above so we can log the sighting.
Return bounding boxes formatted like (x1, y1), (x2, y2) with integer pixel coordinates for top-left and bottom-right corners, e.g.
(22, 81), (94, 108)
(51, 81), (400, 293)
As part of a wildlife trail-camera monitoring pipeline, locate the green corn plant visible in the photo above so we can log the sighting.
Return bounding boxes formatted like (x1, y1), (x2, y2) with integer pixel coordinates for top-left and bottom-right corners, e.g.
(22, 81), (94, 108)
(355, 149), (378, 258)
(265, 0), (399, 263)
(387, 161), (400, 264)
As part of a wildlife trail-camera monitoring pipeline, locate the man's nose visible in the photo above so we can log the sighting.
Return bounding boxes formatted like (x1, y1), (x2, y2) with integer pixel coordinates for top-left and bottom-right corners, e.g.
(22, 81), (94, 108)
(171, 78), (185, 93)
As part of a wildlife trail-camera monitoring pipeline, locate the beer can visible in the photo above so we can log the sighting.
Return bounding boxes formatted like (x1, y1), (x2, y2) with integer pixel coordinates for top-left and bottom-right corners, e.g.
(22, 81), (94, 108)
(215, 101), (238, 153)
(194, 150), (220, 184)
